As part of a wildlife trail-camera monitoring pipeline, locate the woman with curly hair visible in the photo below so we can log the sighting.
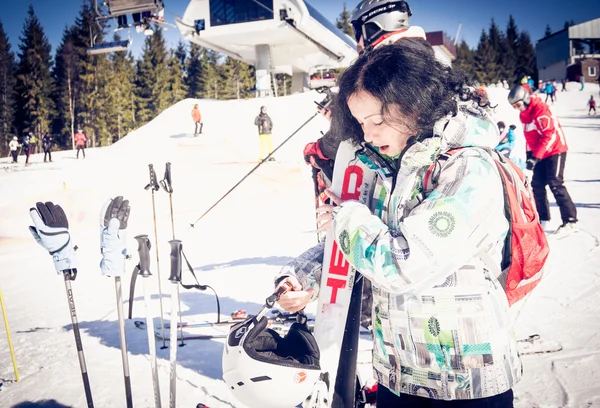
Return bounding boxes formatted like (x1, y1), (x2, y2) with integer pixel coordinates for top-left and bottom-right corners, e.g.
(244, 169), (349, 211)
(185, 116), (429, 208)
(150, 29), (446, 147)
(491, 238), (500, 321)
(276, 38), (521, 407)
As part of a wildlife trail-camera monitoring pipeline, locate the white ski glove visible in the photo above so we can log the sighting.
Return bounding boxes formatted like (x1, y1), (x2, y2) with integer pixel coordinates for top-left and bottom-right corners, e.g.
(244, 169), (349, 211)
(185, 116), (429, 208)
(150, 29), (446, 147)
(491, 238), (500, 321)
(99, 196), (131, 277)
(29, 202), (78, 274)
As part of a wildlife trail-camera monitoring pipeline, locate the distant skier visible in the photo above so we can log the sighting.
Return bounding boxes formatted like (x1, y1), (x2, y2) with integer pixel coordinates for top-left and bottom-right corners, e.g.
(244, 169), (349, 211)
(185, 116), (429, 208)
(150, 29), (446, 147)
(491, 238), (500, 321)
(191, 104), (203, 136)
(254, 106), (275, 162)
(544, 81), (555, 104)
(42, 133), (52, 162)
(494, 121), (516, 158)
(74, 128), (87, 159)
(9, 136), (20, 163)
(588, 95), (596, 115)
(22, 134), (31, 165)
(509, 84), (577, 234)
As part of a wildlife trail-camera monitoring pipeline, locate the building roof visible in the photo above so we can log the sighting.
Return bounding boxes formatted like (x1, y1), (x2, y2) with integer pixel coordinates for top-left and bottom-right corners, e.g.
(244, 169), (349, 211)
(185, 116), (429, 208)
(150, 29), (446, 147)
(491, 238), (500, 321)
(538, 17), (600, 43)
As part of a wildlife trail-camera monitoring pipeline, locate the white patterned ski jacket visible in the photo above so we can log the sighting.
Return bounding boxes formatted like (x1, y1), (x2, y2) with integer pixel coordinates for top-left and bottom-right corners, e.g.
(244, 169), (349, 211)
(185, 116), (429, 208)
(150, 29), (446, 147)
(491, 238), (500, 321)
(277, 102), (523, 400)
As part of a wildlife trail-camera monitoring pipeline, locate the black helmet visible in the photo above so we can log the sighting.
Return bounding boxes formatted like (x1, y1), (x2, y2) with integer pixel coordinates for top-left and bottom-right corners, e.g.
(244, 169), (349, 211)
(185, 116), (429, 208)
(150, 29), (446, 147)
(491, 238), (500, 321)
(350, 0), (412, 46)
(497, 121), (506, 131)
(507, 84), (531, 106)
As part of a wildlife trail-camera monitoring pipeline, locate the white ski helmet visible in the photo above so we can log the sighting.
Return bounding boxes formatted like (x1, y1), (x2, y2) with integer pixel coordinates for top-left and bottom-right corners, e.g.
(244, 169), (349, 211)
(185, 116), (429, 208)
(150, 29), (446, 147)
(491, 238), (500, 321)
(350, 0), (412, 46)
(222, 317), (321, 408)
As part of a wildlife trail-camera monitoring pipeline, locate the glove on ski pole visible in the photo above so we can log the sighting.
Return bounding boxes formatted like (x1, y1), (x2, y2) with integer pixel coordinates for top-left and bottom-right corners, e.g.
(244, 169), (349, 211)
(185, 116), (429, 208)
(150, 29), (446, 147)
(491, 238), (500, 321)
(100, 196), (131, 277)
(29, 202), (78, 273)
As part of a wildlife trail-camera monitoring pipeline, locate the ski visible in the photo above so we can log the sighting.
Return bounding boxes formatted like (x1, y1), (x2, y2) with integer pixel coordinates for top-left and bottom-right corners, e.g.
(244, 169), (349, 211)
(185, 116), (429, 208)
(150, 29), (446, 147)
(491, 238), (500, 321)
(517, 334), (563, 355)
(310, 140), (377, 408)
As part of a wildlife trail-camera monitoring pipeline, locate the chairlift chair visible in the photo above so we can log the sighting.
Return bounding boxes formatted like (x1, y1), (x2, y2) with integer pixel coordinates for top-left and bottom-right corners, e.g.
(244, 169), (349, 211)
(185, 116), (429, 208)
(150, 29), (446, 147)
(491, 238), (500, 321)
(308, 66), (338, 90)
(87, 0), (165, 55)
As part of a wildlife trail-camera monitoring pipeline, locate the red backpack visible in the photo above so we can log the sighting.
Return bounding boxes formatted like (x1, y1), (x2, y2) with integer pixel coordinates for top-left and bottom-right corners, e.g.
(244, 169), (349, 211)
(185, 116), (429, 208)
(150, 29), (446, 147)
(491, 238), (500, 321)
(425, 148), (550, 306)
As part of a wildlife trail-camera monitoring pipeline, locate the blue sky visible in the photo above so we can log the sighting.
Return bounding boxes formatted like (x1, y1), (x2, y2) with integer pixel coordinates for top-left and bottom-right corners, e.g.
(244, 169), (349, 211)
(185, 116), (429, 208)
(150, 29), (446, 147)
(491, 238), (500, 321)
(2, 0), (599, 58)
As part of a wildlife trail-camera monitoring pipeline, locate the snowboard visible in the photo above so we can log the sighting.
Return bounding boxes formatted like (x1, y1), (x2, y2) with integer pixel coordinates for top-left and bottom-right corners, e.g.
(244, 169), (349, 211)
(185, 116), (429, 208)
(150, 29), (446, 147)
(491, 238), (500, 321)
(310, 140), (376, 408)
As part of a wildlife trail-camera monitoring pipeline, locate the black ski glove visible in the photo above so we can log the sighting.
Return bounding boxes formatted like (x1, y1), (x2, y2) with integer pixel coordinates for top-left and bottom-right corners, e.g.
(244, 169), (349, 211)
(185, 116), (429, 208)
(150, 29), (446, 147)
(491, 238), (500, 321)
(526, 157), (538, 171)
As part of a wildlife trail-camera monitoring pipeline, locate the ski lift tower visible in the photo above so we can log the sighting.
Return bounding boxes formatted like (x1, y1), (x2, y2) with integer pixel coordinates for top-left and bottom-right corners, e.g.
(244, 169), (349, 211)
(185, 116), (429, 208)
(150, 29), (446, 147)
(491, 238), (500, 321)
(175, 0), (358, 97)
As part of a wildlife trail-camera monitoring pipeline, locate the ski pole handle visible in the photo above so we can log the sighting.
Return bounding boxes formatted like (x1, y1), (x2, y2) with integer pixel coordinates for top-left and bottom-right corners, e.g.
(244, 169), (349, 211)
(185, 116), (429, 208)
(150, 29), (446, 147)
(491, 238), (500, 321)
(265, 281), (293, 308)
(144, 164), (160, 191)
(168, 239), (182, 283)
(160, 162), (173, 194)
(134, 235), (152, 277)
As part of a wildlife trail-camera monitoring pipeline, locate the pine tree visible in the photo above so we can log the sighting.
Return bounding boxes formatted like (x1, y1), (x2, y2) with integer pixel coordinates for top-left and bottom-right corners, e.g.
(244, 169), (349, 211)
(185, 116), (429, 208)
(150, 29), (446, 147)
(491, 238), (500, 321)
(174, 40), (188, 79)
(515, 31), (537, 83)
(474, 30), (496, 84)
(0, 21), (17, 156)
(58, 0), (105, 149)
(336, 2), (354, 37)
(502, 15), (519, 84)
(135, 27), (171, 124)
(167, 49), (188, 105)
(15, 4), (55, 151)
(201, 49), (223, 99)
(106, 33), (136, 141)
(186, 43), (204, 98)
(487, 19), (504, 83)
(221, 57), (253, 99)
(53, 26), (79, 148)
(544, 24), (552, 38)
(454, 40), (475, 81)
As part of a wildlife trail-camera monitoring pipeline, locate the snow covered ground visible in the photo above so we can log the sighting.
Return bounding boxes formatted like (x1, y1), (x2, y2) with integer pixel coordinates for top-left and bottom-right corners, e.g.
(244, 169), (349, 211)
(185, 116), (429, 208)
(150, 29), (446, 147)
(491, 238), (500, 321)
(0, 83), (598, 408)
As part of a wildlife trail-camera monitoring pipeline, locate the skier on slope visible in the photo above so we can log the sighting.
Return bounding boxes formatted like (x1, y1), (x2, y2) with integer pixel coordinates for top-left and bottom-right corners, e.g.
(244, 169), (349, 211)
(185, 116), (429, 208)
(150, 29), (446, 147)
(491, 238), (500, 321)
(277, 39), (522, 406)
(508, 84), (577, 235)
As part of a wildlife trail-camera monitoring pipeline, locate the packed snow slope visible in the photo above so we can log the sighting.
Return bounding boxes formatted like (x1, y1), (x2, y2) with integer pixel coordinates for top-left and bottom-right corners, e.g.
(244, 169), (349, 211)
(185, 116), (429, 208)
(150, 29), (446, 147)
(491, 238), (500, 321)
(0, 83), (598, 408)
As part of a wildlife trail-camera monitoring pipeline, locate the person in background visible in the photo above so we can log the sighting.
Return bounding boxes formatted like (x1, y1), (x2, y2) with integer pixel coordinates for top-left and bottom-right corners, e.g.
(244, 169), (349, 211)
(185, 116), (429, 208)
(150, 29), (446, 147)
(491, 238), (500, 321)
(22, 133), (31, 165)
(29, 132), (38, 155)
(42, 132), (53, 162)
(588, 95), (596, 115)
(191, 104), (203, 136)
(561, 78), (567, 92)
(9, 136), (20, 163)
(579, 74), (585, 91)
(494, 121), (516, 158)
(74, 128), (87, 159)
(544, 81), (555, 104)
(508, 84), (577, 235)
(254, 106), (275, 162)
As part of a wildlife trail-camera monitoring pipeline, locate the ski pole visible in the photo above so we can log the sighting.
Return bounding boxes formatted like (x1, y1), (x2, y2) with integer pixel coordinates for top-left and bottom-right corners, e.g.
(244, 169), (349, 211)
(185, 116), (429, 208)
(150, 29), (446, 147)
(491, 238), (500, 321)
(0, 285), (19, 382)
(160, 162), (185, 346)
(135, 235), (162, 408)
(63, 269), (94, 408)
(115, 276), (133, 408)
(188, 111), (321, 228)
(167, 239), (183, 408)
(145, 164), (167, 349)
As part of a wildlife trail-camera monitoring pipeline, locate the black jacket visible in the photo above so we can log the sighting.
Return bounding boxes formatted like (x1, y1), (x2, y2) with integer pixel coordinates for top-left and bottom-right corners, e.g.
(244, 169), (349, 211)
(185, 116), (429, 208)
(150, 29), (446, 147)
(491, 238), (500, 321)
(254, 113), (273, 135)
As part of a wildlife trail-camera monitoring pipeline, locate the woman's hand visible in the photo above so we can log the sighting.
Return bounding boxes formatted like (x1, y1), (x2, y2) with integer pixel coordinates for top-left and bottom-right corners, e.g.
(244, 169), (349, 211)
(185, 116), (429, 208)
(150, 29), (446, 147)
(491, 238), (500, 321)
(316, 189), (342, 233)
(277, 276), (313, 313)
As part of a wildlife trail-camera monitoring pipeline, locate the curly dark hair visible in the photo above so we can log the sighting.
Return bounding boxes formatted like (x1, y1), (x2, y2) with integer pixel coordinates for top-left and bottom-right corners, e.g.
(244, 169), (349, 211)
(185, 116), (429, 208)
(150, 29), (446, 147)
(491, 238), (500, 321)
(331, 38), (480, 146)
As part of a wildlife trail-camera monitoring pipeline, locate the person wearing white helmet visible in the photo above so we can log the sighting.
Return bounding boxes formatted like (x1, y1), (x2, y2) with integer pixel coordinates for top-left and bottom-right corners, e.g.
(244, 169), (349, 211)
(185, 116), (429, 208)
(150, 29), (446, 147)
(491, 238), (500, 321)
(9, 136), (21, 163)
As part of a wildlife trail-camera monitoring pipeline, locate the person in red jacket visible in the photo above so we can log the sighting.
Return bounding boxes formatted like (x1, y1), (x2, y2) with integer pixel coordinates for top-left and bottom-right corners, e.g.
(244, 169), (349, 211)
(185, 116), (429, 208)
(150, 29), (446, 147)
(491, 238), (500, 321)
(508, 84), (577, 234)
(74, 128), (87, 159)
